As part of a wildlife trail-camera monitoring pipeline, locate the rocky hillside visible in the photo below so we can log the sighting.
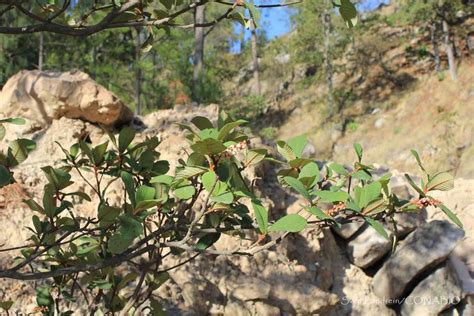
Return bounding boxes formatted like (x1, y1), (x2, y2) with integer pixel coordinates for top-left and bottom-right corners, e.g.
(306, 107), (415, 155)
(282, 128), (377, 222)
(222, 5), (474, 179)
(0, 70), (473, 315)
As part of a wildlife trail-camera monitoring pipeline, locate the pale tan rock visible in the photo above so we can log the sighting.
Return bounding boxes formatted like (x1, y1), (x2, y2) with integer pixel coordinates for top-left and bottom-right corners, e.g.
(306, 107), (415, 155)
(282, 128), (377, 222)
(0, 70), (133, 127)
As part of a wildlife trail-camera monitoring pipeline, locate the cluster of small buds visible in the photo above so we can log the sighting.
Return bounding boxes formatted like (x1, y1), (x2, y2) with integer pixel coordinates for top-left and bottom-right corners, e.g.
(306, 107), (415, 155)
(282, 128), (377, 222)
(326, 202), (346, 216)
(223, 140), (249, 158)
(33, 306), (49, 313)
(411, 197), (442, 209)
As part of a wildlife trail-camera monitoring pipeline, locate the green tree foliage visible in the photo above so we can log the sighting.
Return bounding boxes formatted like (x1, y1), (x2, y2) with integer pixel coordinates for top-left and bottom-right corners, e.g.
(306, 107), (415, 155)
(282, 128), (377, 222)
(291, 0), (353, 66)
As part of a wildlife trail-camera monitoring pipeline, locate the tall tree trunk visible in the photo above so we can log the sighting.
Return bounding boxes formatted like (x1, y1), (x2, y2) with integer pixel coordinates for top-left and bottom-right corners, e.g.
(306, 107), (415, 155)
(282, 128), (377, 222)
(442, 19), (457, 80)
(250, 28), (260, 95)
(38, 32), (44, 71)
(192, 5), (205, 101)
(430, 21), (441, 74)
(323, 2), (334, 115)
(134, 27), (142, 115)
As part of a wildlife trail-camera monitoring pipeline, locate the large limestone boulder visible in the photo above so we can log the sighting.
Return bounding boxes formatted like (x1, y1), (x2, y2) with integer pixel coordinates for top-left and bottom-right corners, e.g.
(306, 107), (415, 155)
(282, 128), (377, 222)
(372, 220), (464, 300)
(0, 70), (133, 127)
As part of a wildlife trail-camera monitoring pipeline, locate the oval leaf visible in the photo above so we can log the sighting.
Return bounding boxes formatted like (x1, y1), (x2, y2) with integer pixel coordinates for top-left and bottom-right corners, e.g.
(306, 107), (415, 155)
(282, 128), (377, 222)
(269, 214), (307, 233)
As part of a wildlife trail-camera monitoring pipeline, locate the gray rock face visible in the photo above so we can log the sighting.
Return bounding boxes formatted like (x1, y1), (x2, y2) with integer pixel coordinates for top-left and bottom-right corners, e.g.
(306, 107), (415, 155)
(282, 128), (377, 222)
(392, 210), (427, 237)
(333, 219), (365, 239)
(401, 263), (463, 316)
(347, 224), (392, 268)
(373, 220), (465, 300)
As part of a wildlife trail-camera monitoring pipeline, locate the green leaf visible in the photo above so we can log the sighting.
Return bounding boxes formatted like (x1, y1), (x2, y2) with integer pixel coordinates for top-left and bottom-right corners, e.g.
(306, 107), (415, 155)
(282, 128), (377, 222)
(314, 190), (349, 203)
(217, 111), (232, 129)
(404, 174), (426, 197)
(92, 141), (108, 165)
(191, 116), (214, 130)
(365, 217), (389, 240)
(135, 200), (161, 213)
(358, 181), (382, 209)
(363, 199), (386, 216)
(202, 171), (217, 193)
(41, 166), (72, 190)
(174, 182), (196, 200)
(305, 206), (332, 221)
(24, 199), (45, 214)
(288, 158), (314, 168)
(353, 143), (363, 162)
(79, 141), (94, 161)
(287, 135), (307, 158)
(410, 149), (426, 173)
(36, 286), (54, 307)
(217, 119), (247, 141)
(329, 163), (349, 176)
(151, 175), (173, 185)
(98, 205), (121, 227)
(119, 126), (136, 152)
(244, 149), (267, 166)
(42, 184), (57, 217)
(76, 241), (99, 256)
(32, 215), (42, 233)
(269, 214), (307, 233)
(196, 233), (221, 250)
(135, 185), (156, 203)
(0, 124), (5, 141)
(66, 191), (91, 201)
(210, 191), (234, 204)
(108, 233), (133, 254)
(139, 150), (155, 169)
(199, 128), (219, 140)
(0, 165), (13, 187)
(352, 170), (372, 181)
(284, 176), (311, 202)
(0, 300), (14, 311)
(251, 199), (268, 234)
(299, 162), (319, 188)
(187, 152), (207, 167)
(119, 214), (142, 240)
(426, 172), (454, 192)
(173, 166), (207, 185)
(438, 204), (463, 228)
(339, 0), (358, 28)
(0, 117), (25, 125)
(276, 141), (296, 162)
(191, 138), (226, 155)
(117, 272), (139, 290)
(121, 171), (136, 206)
(229, 12), (248, 27)
(244, 1), (260, 28)
(7, 138), (36, 166)
(160, 0), (175, 10)
(70, 143), (79, 158)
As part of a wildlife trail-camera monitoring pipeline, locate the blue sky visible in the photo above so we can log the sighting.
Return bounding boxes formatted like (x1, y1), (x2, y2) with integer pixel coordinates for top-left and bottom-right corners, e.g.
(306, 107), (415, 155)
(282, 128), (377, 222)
(232, 0), (390, 51)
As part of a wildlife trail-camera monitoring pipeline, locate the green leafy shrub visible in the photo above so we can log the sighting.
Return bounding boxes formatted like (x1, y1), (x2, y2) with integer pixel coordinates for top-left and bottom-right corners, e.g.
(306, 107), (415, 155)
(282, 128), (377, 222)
(0, 111), (462, 314)
(259, 126), (278, 140)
